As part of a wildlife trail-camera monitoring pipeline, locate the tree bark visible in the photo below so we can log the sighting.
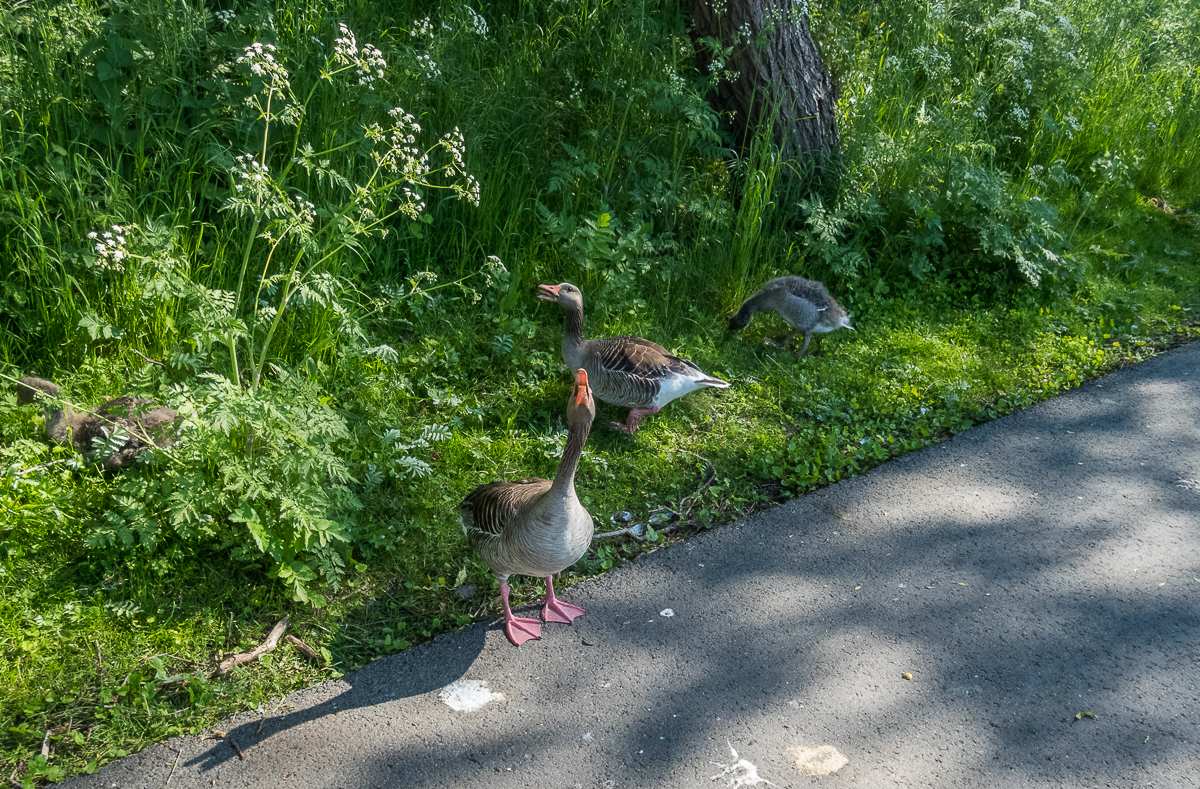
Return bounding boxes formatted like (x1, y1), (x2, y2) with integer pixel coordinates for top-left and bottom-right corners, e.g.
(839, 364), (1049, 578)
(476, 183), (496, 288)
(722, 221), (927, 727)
(690, 0), (839, 168)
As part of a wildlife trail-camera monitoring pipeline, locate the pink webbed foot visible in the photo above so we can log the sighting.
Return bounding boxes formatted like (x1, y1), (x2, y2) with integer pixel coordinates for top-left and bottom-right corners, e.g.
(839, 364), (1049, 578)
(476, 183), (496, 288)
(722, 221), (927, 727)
(498, 580), (542, 646)
(542, 598), (585, 624)
(541, 576), (585, 624)
(504, 616), (543, 645)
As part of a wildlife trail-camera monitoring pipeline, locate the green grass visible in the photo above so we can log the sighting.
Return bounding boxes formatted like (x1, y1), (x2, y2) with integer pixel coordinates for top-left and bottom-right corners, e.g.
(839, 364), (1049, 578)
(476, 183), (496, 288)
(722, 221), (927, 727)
(1, 0), (1199, 784)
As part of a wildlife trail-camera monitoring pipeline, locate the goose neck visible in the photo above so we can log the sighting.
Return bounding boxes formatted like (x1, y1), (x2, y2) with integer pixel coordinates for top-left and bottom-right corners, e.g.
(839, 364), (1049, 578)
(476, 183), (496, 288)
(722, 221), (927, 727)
(549, 416), (592, 496)
(561, 301), (586, 357)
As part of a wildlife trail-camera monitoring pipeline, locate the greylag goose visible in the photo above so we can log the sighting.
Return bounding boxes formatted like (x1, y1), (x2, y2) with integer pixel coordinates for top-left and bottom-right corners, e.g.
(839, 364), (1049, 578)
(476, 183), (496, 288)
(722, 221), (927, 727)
(729, 275), (853, 356)
(538, 282), (730, 433)
(16, 376), (178, 470)
(459, 368), (596, 645)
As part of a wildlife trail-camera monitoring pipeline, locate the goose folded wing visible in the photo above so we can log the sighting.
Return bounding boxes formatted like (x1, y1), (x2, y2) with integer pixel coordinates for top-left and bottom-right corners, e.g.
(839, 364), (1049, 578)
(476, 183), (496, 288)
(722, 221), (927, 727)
(461, 478), (552, 541)
(592, 336), (702, 379)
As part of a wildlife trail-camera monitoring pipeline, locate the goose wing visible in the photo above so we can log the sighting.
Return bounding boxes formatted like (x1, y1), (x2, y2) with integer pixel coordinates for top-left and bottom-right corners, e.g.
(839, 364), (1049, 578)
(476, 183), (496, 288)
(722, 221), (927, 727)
(781, 277), (836, 309)
(460, 477), (552, 547)
(590, 335), (705, 380)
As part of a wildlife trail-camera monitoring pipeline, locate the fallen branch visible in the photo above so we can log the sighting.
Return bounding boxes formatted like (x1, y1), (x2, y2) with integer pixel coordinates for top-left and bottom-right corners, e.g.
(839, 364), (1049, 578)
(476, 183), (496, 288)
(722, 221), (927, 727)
(130, 348), (165, 366)
(166, 746), (182, 785)
(15, 458), (77, 477)
(285, 634), (322, 664)
(212, 617), (289, 677)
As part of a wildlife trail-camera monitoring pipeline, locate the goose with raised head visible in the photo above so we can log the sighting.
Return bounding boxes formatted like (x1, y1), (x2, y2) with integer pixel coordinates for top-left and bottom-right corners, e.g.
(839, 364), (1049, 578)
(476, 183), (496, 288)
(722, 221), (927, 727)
(460, 368), (597, 646)
(16, 376), (178, 470)
(539, 282), (730, 434)
(729, 276), (853, 356)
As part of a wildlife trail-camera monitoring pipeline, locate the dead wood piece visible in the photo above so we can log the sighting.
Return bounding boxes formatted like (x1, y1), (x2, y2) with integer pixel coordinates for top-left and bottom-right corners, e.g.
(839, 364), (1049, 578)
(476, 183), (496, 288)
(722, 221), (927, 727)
(212, 617), (290, 677)
(228, 736), (245, 760)
(285, 634), (322, 664)
(166, 746), (182, 785)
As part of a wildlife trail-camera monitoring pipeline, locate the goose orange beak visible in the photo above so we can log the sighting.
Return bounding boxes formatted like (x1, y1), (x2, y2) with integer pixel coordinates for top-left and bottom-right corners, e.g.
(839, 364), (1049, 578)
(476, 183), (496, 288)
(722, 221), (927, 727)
(574, 369), (590, 405)
(538, 283), (561, 301)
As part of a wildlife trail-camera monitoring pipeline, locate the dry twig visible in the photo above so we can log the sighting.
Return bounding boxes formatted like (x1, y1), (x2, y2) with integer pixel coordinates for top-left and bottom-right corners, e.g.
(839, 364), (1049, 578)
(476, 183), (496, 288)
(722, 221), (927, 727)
(212, 617), (289, 677)
(285, 634), (322, 664)
(130, 348), (165, 366)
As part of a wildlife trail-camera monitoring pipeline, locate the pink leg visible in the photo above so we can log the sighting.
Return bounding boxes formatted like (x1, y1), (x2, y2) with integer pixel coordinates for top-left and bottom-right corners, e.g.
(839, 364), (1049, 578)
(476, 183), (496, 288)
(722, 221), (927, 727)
(499, 581), (541, 645)
(541, 576), (585, 624)
(611, 406), (661, 434)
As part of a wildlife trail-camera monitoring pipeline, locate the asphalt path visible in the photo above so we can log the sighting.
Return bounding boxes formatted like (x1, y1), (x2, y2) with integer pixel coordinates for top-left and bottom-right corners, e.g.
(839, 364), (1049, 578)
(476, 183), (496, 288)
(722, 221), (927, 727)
(67, 342), (1199, 788)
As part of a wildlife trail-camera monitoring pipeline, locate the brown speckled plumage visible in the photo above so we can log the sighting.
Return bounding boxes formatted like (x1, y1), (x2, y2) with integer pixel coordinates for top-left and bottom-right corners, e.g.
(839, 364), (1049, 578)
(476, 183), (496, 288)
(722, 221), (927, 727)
(458, 370), (597, 645)
(16, 376), (178, 470)
(539, 282), (729, 433)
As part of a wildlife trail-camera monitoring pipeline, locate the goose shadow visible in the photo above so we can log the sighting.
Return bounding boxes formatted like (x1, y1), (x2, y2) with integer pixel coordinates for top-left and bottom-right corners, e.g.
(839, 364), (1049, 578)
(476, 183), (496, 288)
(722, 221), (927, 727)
(183, 618), (490, 772)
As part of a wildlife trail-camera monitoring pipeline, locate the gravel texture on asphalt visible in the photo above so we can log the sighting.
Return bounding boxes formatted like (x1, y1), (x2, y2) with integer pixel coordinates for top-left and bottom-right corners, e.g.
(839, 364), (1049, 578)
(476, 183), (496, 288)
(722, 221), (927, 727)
(65, 342), (1199, 788)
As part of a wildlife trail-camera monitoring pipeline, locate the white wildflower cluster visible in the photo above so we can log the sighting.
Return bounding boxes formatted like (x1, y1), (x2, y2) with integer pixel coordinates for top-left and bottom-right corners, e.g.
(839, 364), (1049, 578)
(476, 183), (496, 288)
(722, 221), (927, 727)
(570, 81), (583, 101)
(415, 52), (440, 79)
(227, 153), (290, 218)
(231, 153), (269, 191)
(1010, 106), (1029, 123)
(357, 44), (387, 87)
(291, 194), (316, 227)
(886, 55), (900, 70)
(464, 6), (488, 38)
(237, 42), (290, 89)
(912, 45), (951, 77)
(87, 225), (129, 271)
(481, 255), (507, 287)
(440, 126), (480, 206)
(334, 23), (359, 62)
(215, 9), (235, 25)
(917, 99), (930, 126)
(765, 3), (808, 32)
(364, 107), (428, 218)
(410, 17), (434, 38)
(333, 23), (388, 88)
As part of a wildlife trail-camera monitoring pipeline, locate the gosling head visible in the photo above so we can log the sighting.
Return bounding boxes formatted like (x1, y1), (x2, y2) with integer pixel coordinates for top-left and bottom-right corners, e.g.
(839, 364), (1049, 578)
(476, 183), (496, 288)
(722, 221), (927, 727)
(728, 309), (753, 331)
(16, 376), (61, 406)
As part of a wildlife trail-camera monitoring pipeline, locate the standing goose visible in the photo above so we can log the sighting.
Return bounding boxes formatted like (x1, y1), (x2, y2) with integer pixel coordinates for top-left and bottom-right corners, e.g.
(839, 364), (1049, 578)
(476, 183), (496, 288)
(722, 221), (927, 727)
(729, 276), (853, 356)
(460, 368), (596, 646)
(539, 282), (730, 434)
(16, 376), (178, 470)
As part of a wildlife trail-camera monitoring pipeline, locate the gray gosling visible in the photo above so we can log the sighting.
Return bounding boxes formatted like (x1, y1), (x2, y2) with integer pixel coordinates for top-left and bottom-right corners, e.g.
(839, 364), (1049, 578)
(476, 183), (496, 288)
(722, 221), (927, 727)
(729, 276), (853, 356)
(16, 376), (178, 470)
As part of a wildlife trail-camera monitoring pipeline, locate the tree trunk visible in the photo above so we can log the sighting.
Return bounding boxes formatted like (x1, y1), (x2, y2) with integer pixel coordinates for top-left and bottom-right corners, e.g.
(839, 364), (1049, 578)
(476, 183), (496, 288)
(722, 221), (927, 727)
(690, 0), (839, 168)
